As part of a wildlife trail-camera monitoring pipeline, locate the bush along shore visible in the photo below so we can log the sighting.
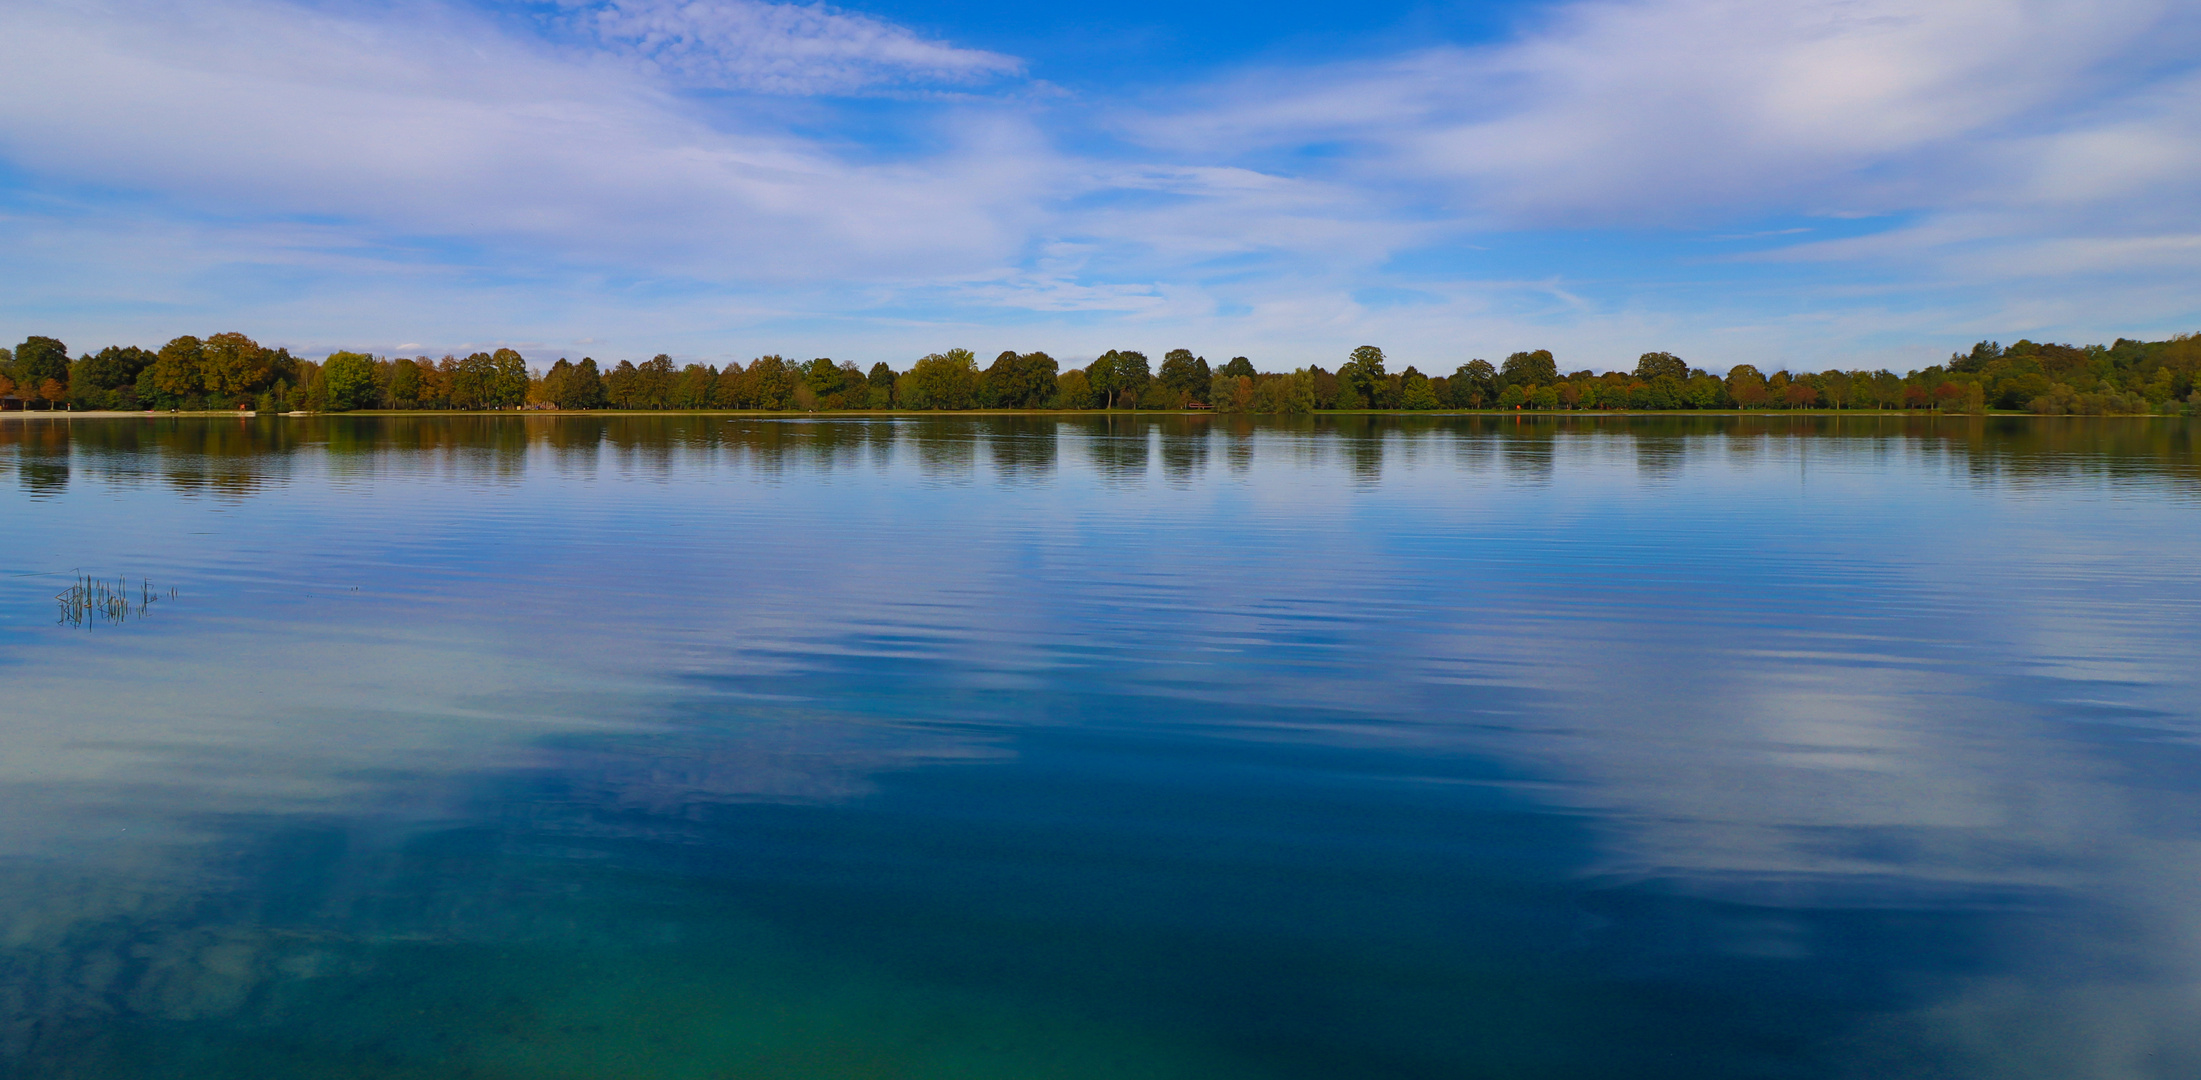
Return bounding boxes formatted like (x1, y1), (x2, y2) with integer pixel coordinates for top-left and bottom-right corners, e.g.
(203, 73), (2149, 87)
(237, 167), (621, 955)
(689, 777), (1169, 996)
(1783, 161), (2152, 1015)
(3, 334), (2197, 416)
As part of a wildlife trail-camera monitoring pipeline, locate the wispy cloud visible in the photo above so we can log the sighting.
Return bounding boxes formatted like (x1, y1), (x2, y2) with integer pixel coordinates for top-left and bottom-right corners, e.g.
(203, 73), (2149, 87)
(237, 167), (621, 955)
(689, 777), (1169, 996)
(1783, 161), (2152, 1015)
(0, 0), (2196, 368)
(0, 0), (1049, 277)
(561, 0), (1023, 94)
(1128, 0), (2197, 221)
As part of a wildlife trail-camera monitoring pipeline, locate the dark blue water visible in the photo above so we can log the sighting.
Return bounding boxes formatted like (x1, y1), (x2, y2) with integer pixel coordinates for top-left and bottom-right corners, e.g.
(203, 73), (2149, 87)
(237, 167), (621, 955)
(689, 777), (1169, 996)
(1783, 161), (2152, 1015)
(4, 414), (2199, 1078)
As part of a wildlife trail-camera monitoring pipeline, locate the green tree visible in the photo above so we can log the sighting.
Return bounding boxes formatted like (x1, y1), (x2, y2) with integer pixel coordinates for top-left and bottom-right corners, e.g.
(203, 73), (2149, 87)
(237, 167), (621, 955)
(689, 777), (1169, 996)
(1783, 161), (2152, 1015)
(565, 358), (609, 409)
(713, 361), (752, 408)
(1870, 371), (1904, 409)
(1251, 370), (1317, 414)
(12, 336), (70, 406)
(1500, 349), (1557, 387)
(537, 359), (572, 408)
(1209, 374), (1255, 412)
(747, 356), (795, 410)
(1157, 349), (1211, 400)
(980, 350), (1018, 406)
(1818, 370), (1855, 410)
(1634, 351), (1687, 382)
(867, 361), (897, 408)
(386, 358), (424, 408)
(849, 360), (884, 406)
(151, 336), (207, 401)
(1113, 350), (1151, 407)
(604, 360), (639, 408)
(1339, 345), (1387, 408)
(1726, 364), (1768, 408)
(1054, 368), (1092, 409)
(200, 332), (281, 401)
(450, 352), (498, 409)
(672, 364), (717, 409)
(1220, 356), (1256, 379)
(69, 346), (155, 410)
(491, 349), (530, 408)
(1639, 375), (1681, 410)
(1400, 368), (1439, 409)
(1951, 341), (2000, 373)
(1347, 345), (1387, 375)
(1087, 352), (1121, 408)
(636, 355), (676, 408)
(1451, 360), (1496, 407)
(1995, 371), (2051, 410)
(1304, 367), (1338, 407)
(981, 350), (1059, 408)
(833, 361), (867, 408)
(803, 357), (846, 405)
(903, 349), (979, 409)
(322, 351), (377, 411)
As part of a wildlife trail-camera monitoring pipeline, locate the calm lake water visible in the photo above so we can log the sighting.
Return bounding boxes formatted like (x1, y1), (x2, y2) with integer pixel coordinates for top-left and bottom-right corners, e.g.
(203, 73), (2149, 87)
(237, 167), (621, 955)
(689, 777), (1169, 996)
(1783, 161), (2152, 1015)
(3, 414), (2199, 1079)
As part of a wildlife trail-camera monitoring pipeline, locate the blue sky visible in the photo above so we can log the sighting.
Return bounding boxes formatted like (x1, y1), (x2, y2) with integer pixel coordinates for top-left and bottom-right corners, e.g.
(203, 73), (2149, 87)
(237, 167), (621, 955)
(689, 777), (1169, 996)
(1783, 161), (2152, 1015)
(2, 0), (2198, 374)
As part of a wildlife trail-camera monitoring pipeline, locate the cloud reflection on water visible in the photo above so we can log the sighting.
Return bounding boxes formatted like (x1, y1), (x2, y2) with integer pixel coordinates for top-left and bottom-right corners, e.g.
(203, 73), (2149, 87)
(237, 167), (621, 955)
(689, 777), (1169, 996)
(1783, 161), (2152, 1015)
(2, 415), (2199, 1076)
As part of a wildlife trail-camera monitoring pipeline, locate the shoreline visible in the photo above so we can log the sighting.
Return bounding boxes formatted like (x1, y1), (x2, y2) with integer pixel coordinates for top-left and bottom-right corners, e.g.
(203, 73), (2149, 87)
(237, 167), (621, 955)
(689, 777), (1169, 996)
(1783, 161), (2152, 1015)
(3, 408), (2182, 420)
(0, 409), (268, 420)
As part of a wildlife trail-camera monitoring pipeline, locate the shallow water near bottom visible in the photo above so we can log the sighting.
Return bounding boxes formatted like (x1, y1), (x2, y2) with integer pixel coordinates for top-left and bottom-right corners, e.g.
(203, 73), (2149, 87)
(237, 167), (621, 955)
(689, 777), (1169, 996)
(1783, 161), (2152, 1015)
(3, 414), (2199, 1078)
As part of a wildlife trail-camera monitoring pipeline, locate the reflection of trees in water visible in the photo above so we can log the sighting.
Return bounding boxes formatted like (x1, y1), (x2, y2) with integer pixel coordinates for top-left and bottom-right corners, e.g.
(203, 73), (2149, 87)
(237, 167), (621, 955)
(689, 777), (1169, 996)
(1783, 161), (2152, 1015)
(1074, 416), (1151, 485)
(1450, 425), (1499, 473)
(539, 413), (610, 476)
(1385, 415), (1448, 474)
(329, 415), (529, 487)
(1334, 415), (1386, 485)
(689, 417), (906, 480)
(1633, 433), (1686, 483)
(984, 417), (1058, 484)
(1218, 415), (1257, 475)
(602, 414), (685, 482)
(1721, 422), (1768, 473)
(19, 460), (68, 498)
(0, 417), (300, 500)
(1951, 415), (2201, 490)
(163, 420), (297, 499)
(3, 416), (2196, 500)
(12, 421), (71, 498)
(1267, 416), (1326, 474)
(1157, 417), (1211, 487)
(1495, 420), (1554, 484)
(906, 419), (978, 482)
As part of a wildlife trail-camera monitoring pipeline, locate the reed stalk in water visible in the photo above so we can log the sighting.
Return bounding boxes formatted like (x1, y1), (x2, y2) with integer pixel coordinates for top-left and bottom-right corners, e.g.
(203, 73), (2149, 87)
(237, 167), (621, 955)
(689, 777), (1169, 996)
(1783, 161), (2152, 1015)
(55, 573), (165, 627)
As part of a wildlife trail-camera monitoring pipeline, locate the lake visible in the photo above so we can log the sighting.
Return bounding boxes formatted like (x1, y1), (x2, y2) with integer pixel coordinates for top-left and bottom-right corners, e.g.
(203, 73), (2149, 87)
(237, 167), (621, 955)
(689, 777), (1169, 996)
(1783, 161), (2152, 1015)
(3, 413), (2199, 1078)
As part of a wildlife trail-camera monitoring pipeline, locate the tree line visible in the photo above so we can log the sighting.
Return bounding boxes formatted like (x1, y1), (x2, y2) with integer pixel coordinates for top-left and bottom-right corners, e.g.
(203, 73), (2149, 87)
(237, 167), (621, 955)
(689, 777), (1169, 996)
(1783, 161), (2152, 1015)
(5, 332), (2198, 415)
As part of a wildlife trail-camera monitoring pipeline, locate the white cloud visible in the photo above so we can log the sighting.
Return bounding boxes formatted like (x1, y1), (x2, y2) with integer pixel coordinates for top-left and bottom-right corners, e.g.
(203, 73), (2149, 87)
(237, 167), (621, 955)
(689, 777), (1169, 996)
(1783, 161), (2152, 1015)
(1065, 0), (2201, 360)
(566, 0), (1022, 94)
(1130, 0), (2200, 226)
(0, 0), (2198, 368)
(0, 0), (1050, 280)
